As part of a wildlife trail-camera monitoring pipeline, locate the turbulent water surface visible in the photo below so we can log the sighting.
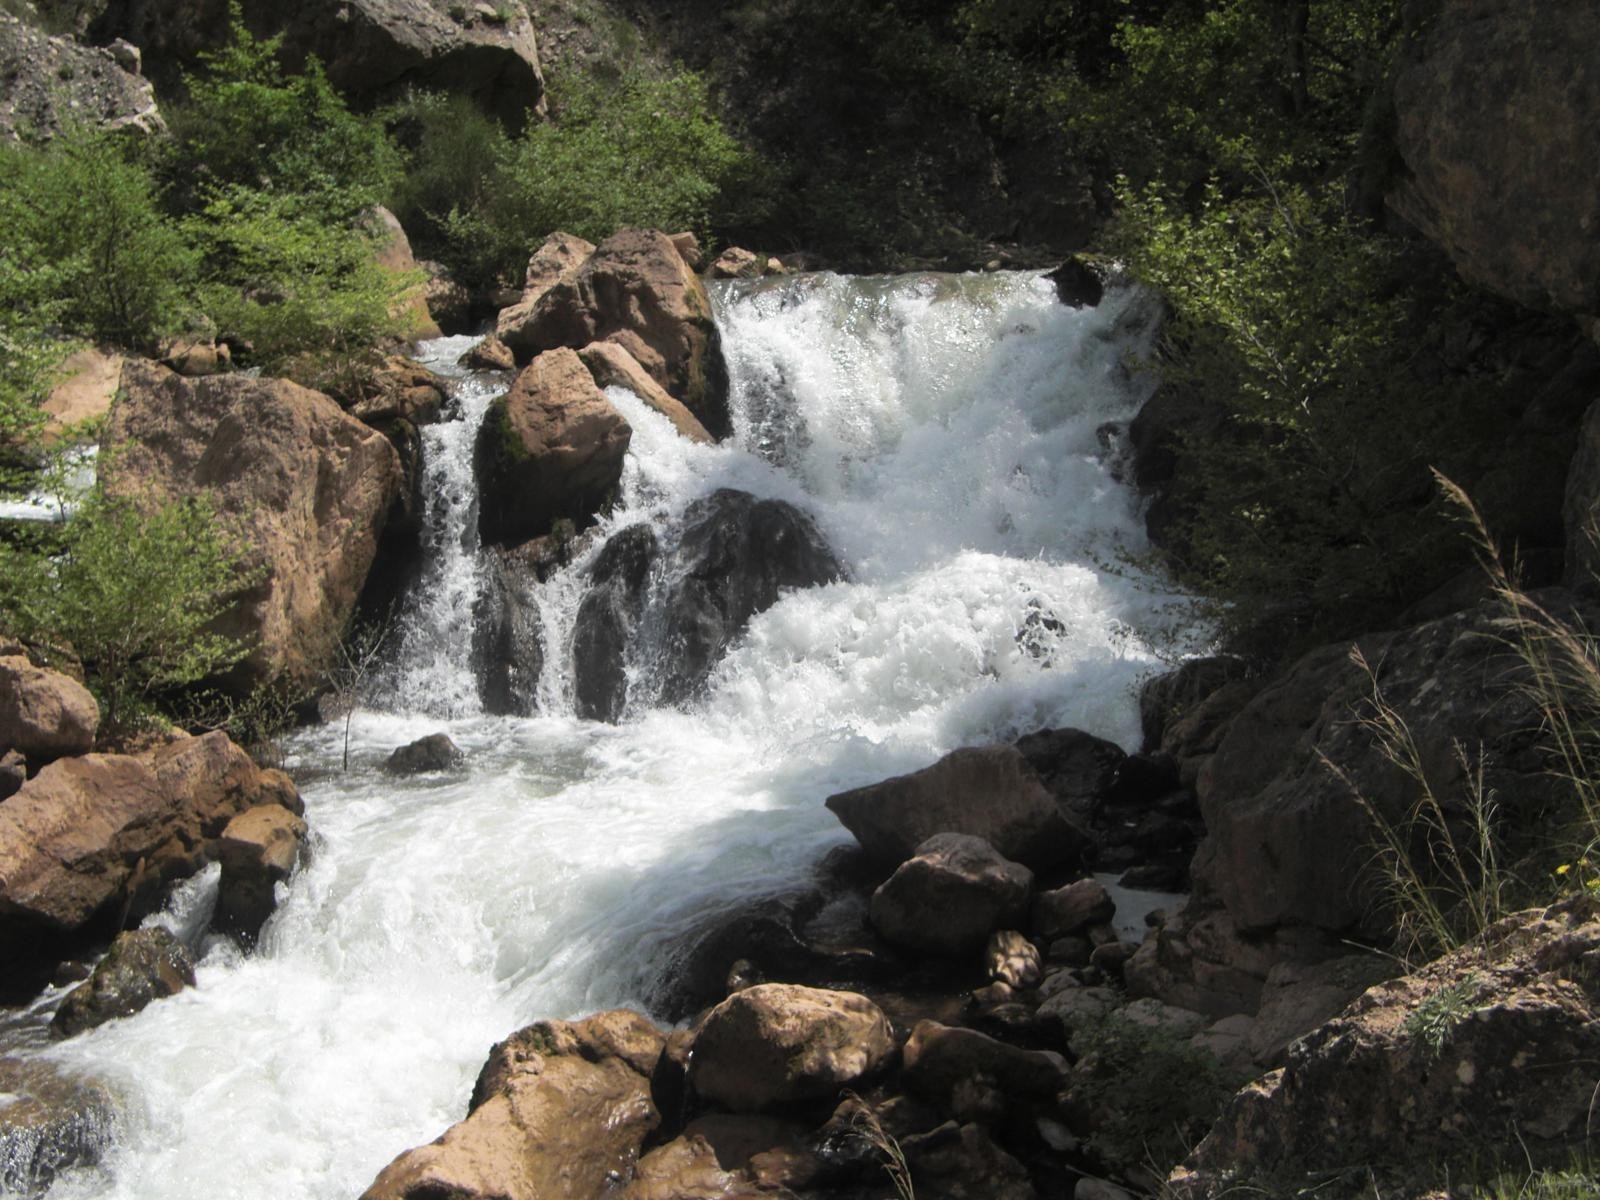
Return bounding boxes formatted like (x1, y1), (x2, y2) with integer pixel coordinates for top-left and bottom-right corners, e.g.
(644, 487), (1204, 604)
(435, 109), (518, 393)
(10, 271), (1195, 1200)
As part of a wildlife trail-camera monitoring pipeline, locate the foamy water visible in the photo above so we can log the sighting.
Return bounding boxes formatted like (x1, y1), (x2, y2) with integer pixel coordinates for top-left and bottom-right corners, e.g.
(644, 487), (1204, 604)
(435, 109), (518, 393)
(15, 271), (1194, 1200)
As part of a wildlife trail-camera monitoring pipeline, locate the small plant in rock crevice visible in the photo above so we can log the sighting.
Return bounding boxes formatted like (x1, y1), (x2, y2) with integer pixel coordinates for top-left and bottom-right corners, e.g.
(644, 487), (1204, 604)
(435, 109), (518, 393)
(1402, 973), (1481, 1060)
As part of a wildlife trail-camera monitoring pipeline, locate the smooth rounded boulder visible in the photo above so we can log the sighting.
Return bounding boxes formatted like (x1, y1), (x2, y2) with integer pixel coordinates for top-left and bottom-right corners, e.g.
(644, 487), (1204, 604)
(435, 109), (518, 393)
(0, 655), (99, 763)
(869, 833), (1033, 956)
(474, 347), (632, 547)
(688, 984), (896, 1112)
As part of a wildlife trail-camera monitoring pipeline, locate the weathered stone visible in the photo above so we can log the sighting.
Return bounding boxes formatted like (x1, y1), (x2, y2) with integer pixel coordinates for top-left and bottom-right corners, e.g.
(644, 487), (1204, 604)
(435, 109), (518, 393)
(827, 744), (1088, 870)
(495, 232), (597, 350)
(688, 984), (895, 1112)
(362, 1010), (663, 1200)
(869, 833), (1032, 956)
(0, 12), (162, 141)
(51, 927), (194, 1036)
(1172, 898), (1600, 1198)
(103, 362), (403, 693)
(1044, 256), (1110, 308)
(668, 231), (702, 269)
(342, 356), (448, 427)
(0, 731), (299, 964)
(214, 804), (307, 943)
(1032, 878), (1115, 940)
(0, 654), (99, 763)
(363, 206), (440, 338)
(474, 347), (632, 546)
(0, 750), (22, 802)
(92, 0), (544, 125)
(580, 340), (715, 444)
(1388, 0), (1600, 326)
(1245, 952), (1397, 1069)
(500, 229), (730, 438)
(1115, 997), (1206, 1039)
(985, 929), (1043, 989)
(459, 335), (516, 372)
(617, 1134), (759, 1200)
(41, 349), (121, 438)
(573, 524), (658, 722)
(709, 247), (763, 280)
(472, 547), (546, 717)
(383, 733), (463, 775)
(903, 1120), (1038, 1200)
(901, 1020), (1069, 1123)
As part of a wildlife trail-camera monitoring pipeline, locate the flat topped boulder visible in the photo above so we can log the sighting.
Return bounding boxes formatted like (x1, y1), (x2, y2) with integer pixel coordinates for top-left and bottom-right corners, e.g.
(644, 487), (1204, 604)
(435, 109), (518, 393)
(362, 1010), (663, 1200)
(688, 984), (896, 1112)
(826, 744), (1088, 870)
(474, 347), (632, 547)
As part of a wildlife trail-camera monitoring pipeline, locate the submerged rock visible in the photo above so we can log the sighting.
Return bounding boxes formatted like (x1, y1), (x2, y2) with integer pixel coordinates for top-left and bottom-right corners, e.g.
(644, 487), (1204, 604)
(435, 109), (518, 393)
(0, 1057), (119, 1195)
(382, 733), (464, 775)
(472, 548), (546, 716)
(52, 927), (195, 1036)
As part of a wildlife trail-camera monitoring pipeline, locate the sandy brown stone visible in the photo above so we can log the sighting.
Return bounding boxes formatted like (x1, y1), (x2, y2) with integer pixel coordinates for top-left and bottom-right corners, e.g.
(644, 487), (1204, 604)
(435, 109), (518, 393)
(579, 340), (714, 444)
(0, 655), (99, 763)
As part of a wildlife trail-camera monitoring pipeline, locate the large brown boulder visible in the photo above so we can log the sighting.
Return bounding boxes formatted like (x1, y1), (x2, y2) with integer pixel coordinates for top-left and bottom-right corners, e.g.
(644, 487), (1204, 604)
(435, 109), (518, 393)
(214, 804), (308, 944)
(497, 229), (730, 438)
(579, 340), (715, 444)
(1388, 0), (1600, 332)
(826, 745), (1089, 870)
(1171, 897), (1600, 1198)
(0, 731), (300, 964)
(688, 984), (896, 1112)
(103, 362), (403, 693)
(0, 654), (99, 763)
(362, 1010), (663, 1200)
(474, 347), (632, 546)
(91, 0), (543, 125)
(0, 13), (162, 142)
(868, 833), (1033, 956)
(51, 926), (195, 1037)
(901, 1020), (1070, 1122)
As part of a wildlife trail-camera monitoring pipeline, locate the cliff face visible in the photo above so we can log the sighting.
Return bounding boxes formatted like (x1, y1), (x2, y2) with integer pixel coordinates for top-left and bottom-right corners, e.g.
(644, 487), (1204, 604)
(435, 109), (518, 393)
(1389, 0), (1600, 339)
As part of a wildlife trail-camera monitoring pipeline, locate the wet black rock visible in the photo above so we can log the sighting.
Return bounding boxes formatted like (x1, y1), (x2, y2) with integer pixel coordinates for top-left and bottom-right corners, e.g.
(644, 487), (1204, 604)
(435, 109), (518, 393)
(472, 550), (544, 716)
(0, 1057), (119, 1196)
(572, 524), (658, 722)
(655, 489), (843, 706)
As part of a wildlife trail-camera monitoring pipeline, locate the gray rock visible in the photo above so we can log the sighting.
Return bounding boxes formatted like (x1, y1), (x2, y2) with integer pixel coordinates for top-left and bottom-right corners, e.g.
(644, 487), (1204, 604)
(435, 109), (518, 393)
(0, 12), (162, 142)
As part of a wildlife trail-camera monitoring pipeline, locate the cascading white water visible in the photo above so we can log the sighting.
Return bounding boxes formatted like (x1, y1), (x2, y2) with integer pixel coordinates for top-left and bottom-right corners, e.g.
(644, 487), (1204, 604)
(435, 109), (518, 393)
(15, 271), (1197, 1200)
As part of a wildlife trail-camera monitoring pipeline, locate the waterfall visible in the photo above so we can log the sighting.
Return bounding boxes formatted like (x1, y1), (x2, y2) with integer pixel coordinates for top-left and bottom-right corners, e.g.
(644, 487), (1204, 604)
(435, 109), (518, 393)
(17, 271), (1194, 1200)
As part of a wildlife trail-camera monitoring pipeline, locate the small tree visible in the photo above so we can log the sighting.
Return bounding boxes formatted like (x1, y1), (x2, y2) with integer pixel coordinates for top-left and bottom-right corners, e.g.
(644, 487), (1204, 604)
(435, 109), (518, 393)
(1, 491), (254, 733)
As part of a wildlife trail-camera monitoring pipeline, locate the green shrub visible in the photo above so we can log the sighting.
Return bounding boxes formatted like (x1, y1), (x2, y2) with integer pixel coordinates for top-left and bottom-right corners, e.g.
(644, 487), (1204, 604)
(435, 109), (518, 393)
(166, 2), (401, 218)
(0, 131), (195, 349)
(0, 491), (253, 733)
(190, 186), (416, 390)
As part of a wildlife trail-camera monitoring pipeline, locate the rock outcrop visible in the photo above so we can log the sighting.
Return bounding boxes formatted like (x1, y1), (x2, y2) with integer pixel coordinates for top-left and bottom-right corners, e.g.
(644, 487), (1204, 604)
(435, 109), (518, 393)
(496, 229), (731, 438)
(1172, 897), (1600, 1198)
(362, 1010), (663, 1200)
(0, 731), (300, 965)
(1389, 0), (1600, 332)
(91, 0), (544, 125)
(0, 13), (162, 141)
(495, 231), (596, 351)
(474, 347), (632, 547)
(572, 523), (657, 722)
(579, 341), (714, 444)
(0, 654), (99, 764)
(688, 984), (896, 1112)
(826, 744), (1088, 870)
(103, 362), (404, 693)
(51, 926), (195, 1036)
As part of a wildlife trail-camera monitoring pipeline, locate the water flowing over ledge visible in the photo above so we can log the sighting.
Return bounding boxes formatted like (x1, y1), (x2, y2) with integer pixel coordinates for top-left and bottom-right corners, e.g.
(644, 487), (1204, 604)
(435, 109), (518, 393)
(22, 270), (1194, 1200)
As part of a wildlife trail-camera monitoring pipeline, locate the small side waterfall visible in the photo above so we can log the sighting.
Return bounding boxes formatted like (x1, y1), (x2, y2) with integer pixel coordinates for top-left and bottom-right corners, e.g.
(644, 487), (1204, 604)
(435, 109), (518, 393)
(22, 271), (1196, 1200)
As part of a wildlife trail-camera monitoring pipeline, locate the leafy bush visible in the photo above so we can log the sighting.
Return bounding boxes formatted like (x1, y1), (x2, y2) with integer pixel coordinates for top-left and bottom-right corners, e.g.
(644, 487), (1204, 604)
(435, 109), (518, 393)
(166, 2), (401, 218)
(0, 491), (253, 733)
(390, 67), (754, 289)
(0, 131), (195, 349)
(190, 186), (417, 390)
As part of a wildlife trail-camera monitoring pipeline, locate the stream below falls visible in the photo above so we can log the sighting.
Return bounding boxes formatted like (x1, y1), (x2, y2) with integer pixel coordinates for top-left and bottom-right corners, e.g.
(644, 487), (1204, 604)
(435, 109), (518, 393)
(5, 270), (1198, 1199)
